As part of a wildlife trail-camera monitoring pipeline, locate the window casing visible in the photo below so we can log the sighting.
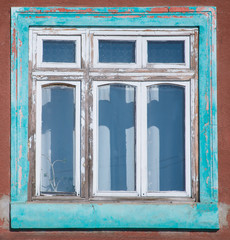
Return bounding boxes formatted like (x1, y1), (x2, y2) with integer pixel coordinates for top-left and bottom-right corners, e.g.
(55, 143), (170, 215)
(11, 7), (218, 230)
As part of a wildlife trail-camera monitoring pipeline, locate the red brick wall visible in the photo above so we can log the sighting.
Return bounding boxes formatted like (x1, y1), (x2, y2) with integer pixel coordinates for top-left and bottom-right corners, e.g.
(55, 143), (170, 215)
(1, 1), (230, 239)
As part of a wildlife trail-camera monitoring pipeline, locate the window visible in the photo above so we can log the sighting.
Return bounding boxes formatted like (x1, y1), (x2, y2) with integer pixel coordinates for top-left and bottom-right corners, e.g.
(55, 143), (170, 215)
(31, 28), (196, 199)
(11, 7), (218, 229)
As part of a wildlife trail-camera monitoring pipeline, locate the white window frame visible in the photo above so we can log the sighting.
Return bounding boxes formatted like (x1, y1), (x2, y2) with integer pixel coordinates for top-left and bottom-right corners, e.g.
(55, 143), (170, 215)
(29, 27), (197, 200)
(93, 36), (142, 69)
(141, 81), (191, 197)
(36, 35), (81, 69)
(35, 81), (81, 196)
(143, 36), (190, 69)
(92, 81), (141, 197)
(93, 80), (191, 198)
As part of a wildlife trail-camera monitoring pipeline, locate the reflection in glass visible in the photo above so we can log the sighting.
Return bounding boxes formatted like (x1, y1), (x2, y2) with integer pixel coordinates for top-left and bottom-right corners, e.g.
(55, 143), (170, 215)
(98, 84), (136, 191)
(99, 40), (135, 63)
(148, 41), (185, 63)
(147, 85), (185, 191)
(41, 85), (75, 193)
(43, 40), (76, 63)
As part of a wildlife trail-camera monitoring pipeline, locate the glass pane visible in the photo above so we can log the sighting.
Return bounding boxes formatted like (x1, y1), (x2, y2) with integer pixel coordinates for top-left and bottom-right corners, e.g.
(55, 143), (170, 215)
(99, 40), (135, 63)
(98, 84), (136, 191)
(148, 41), (185, 63)
(147, 85), (185, 191)
(41, 85), (75, 193)
(43, 40), (76, 63)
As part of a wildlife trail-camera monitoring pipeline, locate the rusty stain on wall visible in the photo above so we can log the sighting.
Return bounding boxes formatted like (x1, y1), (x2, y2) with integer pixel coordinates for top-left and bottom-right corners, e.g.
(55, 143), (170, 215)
(219, 203), (230, 228)
(0, 195), (9, 230)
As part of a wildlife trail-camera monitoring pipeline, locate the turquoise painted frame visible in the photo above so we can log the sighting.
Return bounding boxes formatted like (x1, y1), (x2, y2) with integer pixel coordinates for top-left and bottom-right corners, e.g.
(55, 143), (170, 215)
(11, 7), (218, 229)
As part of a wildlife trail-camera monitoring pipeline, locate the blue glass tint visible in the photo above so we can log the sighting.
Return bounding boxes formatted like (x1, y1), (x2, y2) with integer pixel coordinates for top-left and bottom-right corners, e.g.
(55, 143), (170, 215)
(147, 85), (185, 191)
(43, 40), (76, 63)
(99, 40), (135, 63)
(98, 84), (136, 191)
(41, 85), (75, 193)
(148, 41), (185, 63)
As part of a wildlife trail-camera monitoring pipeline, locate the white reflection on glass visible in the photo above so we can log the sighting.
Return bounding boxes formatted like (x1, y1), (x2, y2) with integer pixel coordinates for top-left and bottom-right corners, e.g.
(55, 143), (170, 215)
(41, 85), (75, 193)
(98, 84), (136, 191)
(147, 84), (185, 191)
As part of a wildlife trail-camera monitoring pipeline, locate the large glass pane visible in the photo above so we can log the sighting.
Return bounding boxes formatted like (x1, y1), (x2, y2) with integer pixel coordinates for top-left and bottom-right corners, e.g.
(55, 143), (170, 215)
(148, 41), (185, 63)
(147, 85), (185, 191)
(98, 84), (136, 191)
(41, 85), (75, 193)
(99, 40), (135, 63)
(43, 40), (76, 63)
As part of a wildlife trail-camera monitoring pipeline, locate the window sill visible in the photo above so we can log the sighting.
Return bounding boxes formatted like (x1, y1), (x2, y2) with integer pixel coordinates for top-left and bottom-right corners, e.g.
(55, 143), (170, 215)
(11, 202), (219, 229)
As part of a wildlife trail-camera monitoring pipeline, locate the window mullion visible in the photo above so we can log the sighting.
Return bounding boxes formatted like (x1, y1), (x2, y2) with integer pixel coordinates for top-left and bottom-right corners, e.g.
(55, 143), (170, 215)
(140, 82), (148, 197)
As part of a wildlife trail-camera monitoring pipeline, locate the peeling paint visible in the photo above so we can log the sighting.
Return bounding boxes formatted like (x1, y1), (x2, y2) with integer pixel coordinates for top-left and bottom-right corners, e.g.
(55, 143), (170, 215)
(206, 176), (210, 185)
(19, 109), (23, 128)
(108, 9), (118, 13)
(18, 166), (22, 190)
(19, 145), (22, 160)
(35, 16), (51, 18)
(157, 15), (193, 19)
(169, 7), (194, 13)
(0, 195), (9, 230)
(205, 94), (209, 111)
(94, 16), (112, 18)
(147, 7), (168, 13)
(115, 15), (142, 19)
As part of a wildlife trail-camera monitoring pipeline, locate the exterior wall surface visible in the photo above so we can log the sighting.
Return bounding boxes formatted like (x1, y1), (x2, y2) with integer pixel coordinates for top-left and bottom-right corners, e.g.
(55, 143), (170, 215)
(0, 0), (230, 239)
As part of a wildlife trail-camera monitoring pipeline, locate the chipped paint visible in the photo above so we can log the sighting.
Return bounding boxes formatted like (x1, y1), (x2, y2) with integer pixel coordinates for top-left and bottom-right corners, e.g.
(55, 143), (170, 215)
(147, 7), (168, 13)
(169, 7), (194, 13)
(94, 16), (112, 18)
(108, 9), (118, 13)
(157, 15), (193, 19)
(114, 15), (142, 19)
(19, 145), (22, 160)
(35, 16), (51, 18)
(19, 109), (23, 128)
(18, 166), (22, 190)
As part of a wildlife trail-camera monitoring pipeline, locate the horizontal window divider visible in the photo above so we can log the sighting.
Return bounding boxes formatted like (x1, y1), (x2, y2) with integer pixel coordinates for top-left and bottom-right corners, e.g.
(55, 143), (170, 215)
(89, 69), (195, 74)
(32, 76), (84, 81)
(90, 76), (195, 82)
(31, 196), (196, 203)
(32, 71), (85, 76)
(90, 28), (197, 36)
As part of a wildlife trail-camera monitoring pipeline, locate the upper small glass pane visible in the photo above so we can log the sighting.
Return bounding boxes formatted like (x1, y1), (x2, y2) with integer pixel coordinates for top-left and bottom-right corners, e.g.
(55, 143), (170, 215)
(43, 40), (76, 63)
(148, 41), (185, 63)
(99, 40), (135, 63)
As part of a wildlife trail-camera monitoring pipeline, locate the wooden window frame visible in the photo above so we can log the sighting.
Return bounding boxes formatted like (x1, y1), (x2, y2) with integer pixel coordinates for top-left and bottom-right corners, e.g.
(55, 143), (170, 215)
(93, 81), (191, 198)
(31, 27), (197, 200)
(11, 7), (218, 230)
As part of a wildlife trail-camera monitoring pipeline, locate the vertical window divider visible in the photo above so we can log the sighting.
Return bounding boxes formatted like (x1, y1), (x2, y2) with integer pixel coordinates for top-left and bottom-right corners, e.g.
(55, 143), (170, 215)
(185, 80), (191, 197)
(35, 81), (42, 196)
(135, 82), (141, 196)
(140, 82), (148, 197)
